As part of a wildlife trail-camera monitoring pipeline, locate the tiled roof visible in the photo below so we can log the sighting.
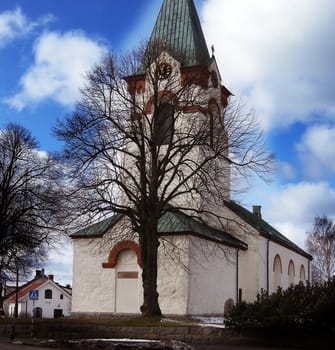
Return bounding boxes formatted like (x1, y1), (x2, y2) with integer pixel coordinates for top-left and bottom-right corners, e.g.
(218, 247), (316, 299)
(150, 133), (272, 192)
(71, 210), (247, 250)
(147, 0), (210, 67)
(71, 214), (122, 238)
(158, 210), (247, 249)
(224, 200), (312, 259)
(6, 278), (47, 302)
(5, 278), (72, 303)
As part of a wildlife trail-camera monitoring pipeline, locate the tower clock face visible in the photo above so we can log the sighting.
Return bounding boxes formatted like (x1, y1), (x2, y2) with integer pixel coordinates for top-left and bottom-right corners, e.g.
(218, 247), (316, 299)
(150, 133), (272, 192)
(156, 62), (172, 80)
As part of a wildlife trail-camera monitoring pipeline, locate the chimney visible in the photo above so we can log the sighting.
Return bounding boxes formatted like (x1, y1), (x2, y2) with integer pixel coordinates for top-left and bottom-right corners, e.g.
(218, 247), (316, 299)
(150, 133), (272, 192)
(252, 205), (262, 218)
(48, 275), (54, 281)
(35, 270), (42, 279)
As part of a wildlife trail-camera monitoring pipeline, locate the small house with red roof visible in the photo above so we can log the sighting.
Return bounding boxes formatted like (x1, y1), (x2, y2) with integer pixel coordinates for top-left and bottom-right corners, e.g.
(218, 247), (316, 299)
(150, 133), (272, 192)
(3, 269), (71, 318)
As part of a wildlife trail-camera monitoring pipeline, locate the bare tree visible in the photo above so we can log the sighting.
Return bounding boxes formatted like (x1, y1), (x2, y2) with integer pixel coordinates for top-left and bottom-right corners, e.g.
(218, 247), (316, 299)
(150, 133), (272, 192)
(306, 215), (335, 283)
(55, 47), (272, 316)
(0, 123), (64, 280)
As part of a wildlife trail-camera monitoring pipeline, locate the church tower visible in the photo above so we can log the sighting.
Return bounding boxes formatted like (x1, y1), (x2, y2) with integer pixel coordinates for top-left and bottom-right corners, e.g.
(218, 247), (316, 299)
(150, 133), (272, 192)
(125, 0), (232, 214)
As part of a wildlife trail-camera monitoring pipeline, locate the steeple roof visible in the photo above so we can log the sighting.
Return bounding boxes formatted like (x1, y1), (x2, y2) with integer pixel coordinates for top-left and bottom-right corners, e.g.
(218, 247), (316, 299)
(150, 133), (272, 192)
(148, 0), (210, 67)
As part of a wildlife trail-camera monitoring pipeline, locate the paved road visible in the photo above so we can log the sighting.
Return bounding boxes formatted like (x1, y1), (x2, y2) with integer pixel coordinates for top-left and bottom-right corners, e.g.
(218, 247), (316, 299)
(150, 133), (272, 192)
(0, 341), (56, 350)
(194, 346), (293, 350)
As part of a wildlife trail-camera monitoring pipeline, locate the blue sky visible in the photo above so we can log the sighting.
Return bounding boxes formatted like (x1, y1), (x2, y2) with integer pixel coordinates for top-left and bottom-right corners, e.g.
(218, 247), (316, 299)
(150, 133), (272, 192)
(1, 0), (335, 285)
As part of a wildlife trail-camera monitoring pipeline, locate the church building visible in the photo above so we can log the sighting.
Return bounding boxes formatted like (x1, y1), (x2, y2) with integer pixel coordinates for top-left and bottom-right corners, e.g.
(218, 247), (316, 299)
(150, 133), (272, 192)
(71, 0), (312, 317)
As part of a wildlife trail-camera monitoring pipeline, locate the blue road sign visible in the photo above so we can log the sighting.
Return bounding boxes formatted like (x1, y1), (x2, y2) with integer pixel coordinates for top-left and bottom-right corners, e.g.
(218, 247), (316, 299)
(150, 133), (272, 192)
(29, 290), (39, 300)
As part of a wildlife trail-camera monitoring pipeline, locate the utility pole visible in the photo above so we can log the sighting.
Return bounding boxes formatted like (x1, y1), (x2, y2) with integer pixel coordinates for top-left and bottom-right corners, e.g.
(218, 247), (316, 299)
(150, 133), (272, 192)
(14, 268), (19, 318)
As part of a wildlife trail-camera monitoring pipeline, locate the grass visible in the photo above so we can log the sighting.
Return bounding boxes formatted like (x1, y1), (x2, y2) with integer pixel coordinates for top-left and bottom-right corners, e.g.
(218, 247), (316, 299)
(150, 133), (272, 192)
(0, 315), (191, 327)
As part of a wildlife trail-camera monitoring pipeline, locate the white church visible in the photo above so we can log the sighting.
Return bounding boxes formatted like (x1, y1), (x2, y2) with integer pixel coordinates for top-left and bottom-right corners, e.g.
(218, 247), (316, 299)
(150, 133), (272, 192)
(71, 0), (312, 317)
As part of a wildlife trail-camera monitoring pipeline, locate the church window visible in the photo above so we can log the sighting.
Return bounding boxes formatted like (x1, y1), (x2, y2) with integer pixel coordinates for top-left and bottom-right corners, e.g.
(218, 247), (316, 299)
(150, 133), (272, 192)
(299, 264), (306, 284)
(273, 254), (282, 291)
(208, 100), (220, 147)
(45, 289), (52, 299)
(288, 260), (295, 286)
(154, 102), (174, 145)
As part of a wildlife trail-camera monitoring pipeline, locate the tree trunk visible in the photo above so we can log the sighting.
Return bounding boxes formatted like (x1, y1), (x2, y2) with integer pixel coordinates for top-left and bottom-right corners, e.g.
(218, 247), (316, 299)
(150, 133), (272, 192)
(140, 228), (162, 317)
(0, 282), (3, 311)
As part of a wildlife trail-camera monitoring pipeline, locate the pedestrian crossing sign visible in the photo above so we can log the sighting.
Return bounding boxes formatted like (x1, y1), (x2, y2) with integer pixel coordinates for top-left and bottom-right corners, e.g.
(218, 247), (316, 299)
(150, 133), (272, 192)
(29, 290), (39, 300)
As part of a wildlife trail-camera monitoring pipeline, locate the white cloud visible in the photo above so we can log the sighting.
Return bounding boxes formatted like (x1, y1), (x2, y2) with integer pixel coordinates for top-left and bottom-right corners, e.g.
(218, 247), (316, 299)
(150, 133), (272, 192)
(296, 124), (335, 178)
(45, 239), (73, 286)
(265, 182), (335, 248)
(278, 162), (297, 181)
(202, 0), (335, 129)
(0, 7), (53, 47)
(6, 31), (108, 110)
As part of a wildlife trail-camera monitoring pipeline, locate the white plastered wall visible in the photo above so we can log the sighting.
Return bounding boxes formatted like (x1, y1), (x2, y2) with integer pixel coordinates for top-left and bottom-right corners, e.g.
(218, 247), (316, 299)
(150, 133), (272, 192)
(72, 232), (238, 316)
(72, 225), (190, 315)
(267, 242), (310, 294)
(72, 215), (142, 314)
(221, 205), (261, 302)
(72, 237), (116, 313)
(187, 236), (237, 315)
(157, 235), (190, 315)
(221, 204), (311, 301)
(241, 227), (311, 298)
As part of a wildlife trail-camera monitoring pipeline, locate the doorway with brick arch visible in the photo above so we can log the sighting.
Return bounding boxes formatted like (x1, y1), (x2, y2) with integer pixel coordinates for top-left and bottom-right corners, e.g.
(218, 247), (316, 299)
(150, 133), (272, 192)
(115, 248), (142, 313)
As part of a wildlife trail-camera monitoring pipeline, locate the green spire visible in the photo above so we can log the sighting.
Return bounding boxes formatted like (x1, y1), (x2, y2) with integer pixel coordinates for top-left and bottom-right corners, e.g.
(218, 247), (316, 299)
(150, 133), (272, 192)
(148, 0), (210, 67)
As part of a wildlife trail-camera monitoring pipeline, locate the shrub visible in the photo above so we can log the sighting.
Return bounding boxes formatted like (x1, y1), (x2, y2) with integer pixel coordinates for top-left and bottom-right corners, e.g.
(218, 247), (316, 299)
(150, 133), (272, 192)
(225, 278), (335, 332)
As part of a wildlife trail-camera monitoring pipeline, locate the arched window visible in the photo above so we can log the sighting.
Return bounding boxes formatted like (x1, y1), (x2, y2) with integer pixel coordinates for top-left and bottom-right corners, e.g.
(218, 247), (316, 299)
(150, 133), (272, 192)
(208, 100), (220, 148)
(288, 260), (295, 286)
(45, 289), (52, 299)
(300, 264), (306, 284)
(273, 254), (282, 291)
(154, 103), (174, 145)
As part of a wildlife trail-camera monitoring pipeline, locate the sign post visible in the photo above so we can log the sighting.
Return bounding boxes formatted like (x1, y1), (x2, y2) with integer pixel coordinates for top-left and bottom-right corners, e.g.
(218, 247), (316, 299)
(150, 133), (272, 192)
(29, 290), (39, 337)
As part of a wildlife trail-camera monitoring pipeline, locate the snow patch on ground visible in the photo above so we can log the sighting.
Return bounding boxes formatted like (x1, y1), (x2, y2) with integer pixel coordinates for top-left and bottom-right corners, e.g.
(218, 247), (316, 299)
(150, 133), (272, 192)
(39, 338), (193, 350)
(192, 317), (225, 329)
(162, 316), (226, 329)
(85, 338), (159, 343)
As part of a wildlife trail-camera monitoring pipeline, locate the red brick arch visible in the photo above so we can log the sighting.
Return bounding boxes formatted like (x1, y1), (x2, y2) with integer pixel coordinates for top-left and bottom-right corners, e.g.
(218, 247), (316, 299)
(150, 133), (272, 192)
(102, 240), (142, 268)
(144, 91), (177, 114)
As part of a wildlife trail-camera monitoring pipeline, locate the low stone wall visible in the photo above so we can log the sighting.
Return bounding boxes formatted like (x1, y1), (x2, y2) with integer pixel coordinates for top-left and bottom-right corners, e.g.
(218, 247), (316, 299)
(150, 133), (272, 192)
(0, 321), (229, 345)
